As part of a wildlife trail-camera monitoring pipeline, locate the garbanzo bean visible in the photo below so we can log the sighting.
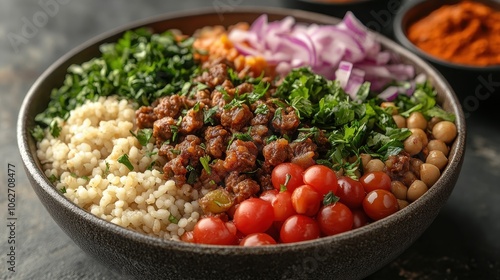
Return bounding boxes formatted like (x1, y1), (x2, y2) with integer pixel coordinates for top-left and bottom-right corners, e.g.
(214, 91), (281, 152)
(427, 116), (443, 131)
(381, 102), (398, 115)
(432, 121), (457, 144)
(427, 139), (449, 156)
(407, 180), (428, 202)
(401, 170), (417, 187)
(404, 134), (423, 156)
(390, 181), (407, 200)
(410, 128), (429, 146)
(397, 199), (409, 209)
(407, 111), (427, 130)
(360, 153), (372, 170)
(426, 150), (448, 170)
(393, 115), (406, 128)
(365, 159), (385, 173)
(420, 163), (441, 187)
(409, 158), (424, 175)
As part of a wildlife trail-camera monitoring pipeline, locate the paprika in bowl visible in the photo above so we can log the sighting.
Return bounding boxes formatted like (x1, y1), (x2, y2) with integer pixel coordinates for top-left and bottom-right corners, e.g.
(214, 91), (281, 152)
(393, 0), (500, 99)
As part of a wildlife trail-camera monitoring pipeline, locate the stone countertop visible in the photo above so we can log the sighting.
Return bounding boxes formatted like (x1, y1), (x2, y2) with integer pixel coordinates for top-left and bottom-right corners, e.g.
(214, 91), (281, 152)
(1, 0), (499, 279)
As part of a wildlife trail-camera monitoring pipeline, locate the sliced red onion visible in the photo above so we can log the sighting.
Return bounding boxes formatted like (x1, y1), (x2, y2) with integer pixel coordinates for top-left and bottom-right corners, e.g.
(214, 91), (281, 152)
(377, 86), (399, 101)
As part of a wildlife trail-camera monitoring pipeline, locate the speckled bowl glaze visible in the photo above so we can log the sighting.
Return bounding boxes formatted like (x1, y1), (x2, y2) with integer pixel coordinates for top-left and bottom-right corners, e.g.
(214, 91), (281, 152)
(18, 7), (466, 280)
(393, 0), (500, 99)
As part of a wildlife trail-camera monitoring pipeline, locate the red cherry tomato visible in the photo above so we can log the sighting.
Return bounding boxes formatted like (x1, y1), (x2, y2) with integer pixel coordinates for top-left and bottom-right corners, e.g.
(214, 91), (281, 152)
(271, 163), (305, 193)
(362, 189), (399, 221)
(316, 202), (353, 236)
(180, 231), (195, 243)
(360, 171), (392, 193)
(239, 233), (277, 246)
(260, 189), (278, 203)
(234, 198), (274, 235)
(336, 176), (366, 209)
(280, 215), (321, 243)
(352, 208), (370, 229)
(291, 185), (322, 216)
(193, 216), (237, 245)
(272, 191), (297, 221)
(303, 165), (339, 195)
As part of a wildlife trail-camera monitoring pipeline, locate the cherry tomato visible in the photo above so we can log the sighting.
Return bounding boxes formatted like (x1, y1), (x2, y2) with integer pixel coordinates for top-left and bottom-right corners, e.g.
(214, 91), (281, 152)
(239, 233), (277, 246)
(362, 189), (399, 221)
(234, 198), (274, 235)
(336, 176), (366, 209)
(280, 214), (321, 243)
(180, 231), (195, 243)
(291, 185), (322, 216)
(352, 208), (370, 229)
(316, 202), (353, 236)
(260, 189), (278, 203)
(360, 171), (392, 193)
(303, 165), (339, 195)
(272, 191), (297, 221)
(271, 163), (305, 193)
(193, 216), (237, 245)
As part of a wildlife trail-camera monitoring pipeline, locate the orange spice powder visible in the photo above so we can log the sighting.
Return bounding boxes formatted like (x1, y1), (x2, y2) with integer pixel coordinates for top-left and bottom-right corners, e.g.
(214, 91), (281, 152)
(407, 1), (500, 66)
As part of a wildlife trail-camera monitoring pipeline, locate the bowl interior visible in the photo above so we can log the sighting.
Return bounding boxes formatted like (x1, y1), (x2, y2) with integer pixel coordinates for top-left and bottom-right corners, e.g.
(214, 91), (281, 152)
(17, 7), (466, 280)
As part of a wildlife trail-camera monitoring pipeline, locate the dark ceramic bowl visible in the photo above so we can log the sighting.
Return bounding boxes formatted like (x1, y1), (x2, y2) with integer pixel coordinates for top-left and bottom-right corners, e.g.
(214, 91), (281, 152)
(18, 7), (466, 280)
(393, 0), (500, 104)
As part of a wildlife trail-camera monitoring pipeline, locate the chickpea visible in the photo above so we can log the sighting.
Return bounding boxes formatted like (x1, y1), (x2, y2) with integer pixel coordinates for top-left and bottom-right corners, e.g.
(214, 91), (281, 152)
(401, 170), (417, 187)
(420, 163), (441, 187)
(427, 139), (449, 156)
(410, 128), (429, 147)
(360, 153), (372, 170)
(406, 111), (427, 130)
(409, 158), (424, 175)
(381, 102), (398, 115)
(407, 180), (428, 202)
(426, 150), (448, 170)
(365, 159), (385, 173)
(397, 199), (409, 209)
(391, 181), (407, 200)
(427, 116), (443, 131)
(404, 134), (423, 156)
(432, 121), (457, 144)
(393, 115), (406, 128)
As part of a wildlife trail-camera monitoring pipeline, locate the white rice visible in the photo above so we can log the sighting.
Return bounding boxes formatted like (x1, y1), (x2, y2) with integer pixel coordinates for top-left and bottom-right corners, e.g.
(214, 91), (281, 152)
(36, 96), (202, 240)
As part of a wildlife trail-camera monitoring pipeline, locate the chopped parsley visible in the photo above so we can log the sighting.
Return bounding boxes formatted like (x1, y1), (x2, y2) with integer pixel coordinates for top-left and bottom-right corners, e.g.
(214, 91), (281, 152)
(130, 128), (153, 146)
(117, 154), (134, 171)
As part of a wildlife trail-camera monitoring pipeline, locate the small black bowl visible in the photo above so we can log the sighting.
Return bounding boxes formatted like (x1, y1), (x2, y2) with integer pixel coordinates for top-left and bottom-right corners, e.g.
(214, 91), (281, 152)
(393, 0), (500, 115)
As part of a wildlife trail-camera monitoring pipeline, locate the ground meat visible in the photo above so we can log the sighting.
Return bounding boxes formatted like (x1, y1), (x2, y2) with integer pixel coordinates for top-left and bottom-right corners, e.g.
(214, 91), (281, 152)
(204, 125), (230, 159)
(249, 125), (269, 150)
(290, 138), (318, 169)
(195, 63), (229, 89)
(220, 104), (253, 132)
(175, 135), (206, 168)
(231, 179), (260, 204)
(152, 117), (176, 145)
(235, 82), (254, 95)
(250, 100), (274, 126)
(256, 167), (273, 191)
(153, 95), (185, 119)
(179, 107), (204, 135)
(162, 157), (188, 186)
(223, 139), (258, 173)
(158, 143), (177, 161)
(385, 152), (412, 181)
(196, 159), (227, 189)
(271, 106), (300, 136)
(263, 138), (293, 167)
(135, 106), (156, 129)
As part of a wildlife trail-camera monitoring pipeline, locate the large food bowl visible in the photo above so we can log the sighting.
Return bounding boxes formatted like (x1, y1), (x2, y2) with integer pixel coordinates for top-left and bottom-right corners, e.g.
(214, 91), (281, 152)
(17, 7), (465, 280)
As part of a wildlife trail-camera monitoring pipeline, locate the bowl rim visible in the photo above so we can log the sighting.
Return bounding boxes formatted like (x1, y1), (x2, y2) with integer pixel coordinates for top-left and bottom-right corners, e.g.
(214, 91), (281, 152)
(393, 0), (500, 71)
(17, 6), (466, 255)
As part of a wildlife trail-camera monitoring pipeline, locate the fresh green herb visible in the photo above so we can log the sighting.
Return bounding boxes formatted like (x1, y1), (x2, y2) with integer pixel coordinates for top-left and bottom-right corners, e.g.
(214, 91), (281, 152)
(31, 126), (45, 141)
(49, 120), (62, 138)
(203, 106), (218, 125)
(130, 128), (153, 146)
(200, 155), (211, 175)
(48, 174), (59, 183)
(117, 154), (134, 171)
(168, 214), (179, 224)
(146, 161), (156, 171)
(254, 104), (269, 115)
(32, 28), (199, 137)
(280, 173), (291, 192)
(323, 191), (339, 206)
(105, 161), (110, 175)
(59, 186), (67, 194)
(146, 151), (157, 157)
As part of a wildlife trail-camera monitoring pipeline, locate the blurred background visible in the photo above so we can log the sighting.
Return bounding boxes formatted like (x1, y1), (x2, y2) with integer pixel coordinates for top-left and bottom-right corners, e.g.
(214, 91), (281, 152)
(1, 0), (499, 279)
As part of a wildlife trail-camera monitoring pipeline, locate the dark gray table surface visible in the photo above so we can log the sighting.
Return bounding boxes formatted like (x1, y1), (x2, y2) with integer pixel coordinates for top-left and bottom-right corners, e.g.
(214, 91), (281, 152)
(1, 0), (499, 279)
